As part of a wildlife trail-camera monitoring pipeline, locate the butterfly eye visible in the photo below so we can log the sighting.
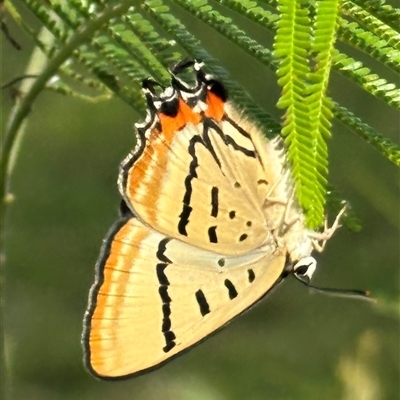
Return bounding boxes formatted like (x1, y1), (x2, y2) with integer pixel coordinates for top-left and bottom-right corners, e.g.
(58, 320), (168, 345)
(293, 256), (317, 284)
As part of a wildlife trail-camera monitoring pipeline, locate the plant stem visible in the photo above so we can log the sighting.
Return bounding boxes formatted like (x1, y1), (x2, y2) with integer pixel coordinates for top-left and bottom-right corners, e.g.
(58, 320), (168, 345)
(0, 2), (137, 396)
(1, 1), (137, 208)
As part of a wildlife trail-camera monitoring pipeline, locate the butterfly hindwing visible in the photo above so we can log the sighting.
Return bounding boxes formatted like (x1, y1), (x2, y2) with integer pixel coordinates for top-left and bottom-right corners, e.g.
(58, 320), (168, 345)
(83, 216), (285, 378)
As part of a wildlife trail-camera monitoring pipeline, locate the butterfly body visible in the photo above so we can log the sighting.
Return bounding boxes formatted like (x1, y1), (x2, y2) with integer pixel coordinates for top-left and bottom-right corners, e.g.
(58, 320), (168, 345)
(82, 60), (342, 379)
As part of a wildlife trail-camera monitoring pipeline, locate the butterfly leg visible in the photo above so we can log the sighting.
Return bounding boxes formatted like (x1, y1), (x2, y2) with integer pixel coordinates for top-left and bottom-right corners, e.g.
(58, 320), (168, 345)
(272, 188), (301, 236)
(263, 170), (291, 206)
(308, 203), (348, 252)
(281, 189), (302, 228)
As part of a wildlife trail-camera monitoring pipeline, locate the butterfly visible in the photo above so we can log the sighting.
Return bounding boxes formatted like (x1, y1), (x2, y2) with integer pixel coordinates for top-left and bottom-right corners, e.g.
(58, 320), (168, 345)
(82, 59), (347, 379)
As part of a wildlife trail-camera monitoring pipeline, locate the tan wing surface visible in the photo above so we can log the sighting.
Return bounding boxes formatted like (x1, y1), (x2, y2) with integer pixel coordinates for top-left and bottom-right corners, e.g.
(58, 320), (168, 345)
(83, 216), (285, 378)
(120, 96), (272, 255)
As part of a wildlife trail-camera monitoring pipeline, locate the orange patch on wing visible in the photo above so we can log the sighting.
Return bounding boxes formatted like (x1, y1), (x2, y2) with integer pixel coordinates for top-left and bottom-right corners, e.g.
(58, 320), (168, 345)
(125, 98), (201, 224)
(204, 91), (225, 121)
(126, 133), (167, 223)
(159, 98), (202, 139)
(89, 221), (148, 371)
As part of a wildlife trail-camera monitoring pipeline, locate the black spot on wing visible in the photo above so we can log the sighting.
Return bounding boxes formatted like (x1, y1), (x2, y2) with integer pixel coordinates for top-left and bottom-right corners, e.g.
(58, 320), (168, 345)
(229, 210), (236, 219)
(178, 136), (201, 236)
(239, 234), (248, 242)
(195, 290), (210, 316)
(159, 96), (179, 117)
(248, 269), (255, 283)
(208, 226), (218, 243)
(159, 286), (171, 303)
(178, 205), (192, 236)
(156, 238), (176, 353)
(224, 279), (238, 299)
(156, 264), (169, 287)
(157, 239), (172, 264)
(207, 78), (228, 102)
(211, 186), (219, 217)
(163, 331), (176, 352)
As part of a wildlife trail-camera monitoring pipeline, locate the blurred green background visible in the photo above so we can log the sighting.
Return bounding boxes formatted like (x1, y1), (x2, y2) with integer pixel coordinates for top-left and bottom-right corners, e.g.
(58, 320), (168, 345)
(2, 6), (399, 400)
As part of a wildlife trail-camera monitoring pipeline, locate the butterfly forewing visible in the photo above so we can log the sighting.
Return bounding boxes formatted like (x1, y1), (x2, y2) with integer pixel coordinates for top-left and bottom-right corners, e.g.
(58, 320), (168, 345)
(120, 96), (272, 255)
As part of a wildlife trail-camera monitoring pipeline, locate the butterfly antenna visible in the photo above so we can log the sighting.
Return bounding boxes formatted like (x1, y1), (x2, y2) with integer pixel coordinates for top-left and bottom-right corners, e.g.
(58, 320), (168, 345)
(298, 278), (374, 302)
(293, 258), (374, 302)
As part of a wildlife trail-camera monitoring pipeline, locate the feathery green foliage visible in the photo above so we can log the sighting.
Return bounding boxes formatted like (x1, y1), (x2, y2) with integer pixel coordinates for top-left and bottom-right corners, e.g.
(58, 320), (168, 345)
(274, 0), (342, 228)
(2, 0), (400, 228)
(2, 3), (399, 397)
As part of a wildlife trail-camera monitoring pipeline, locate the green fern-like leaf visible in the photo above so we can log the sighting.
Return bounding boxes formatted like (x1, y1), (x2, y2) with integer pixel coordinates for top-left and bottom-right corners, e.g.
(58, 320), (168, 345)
(339, 19), (400, 75)
(342, 0), (400, 49)
(274, 0), (341, 229)
(3, 0), (400, 229)
(353, 0), (400, 31)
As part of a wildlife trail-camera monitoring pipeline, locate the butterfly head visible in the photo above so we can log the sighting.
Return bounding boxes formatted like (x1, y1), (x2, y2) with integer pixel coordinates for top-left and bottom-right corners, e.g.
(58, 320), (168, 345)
(292, 256), (317, 285)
